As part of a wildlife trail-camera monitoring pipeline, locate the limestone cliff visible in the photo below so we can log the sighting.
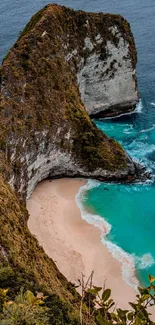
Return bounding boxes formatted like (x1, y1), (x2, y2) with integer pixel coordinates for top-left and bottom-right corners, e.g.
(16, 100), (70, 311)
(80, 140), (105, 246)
(0, 4), (143, 323)
(0, 4), (141, 201)
(76, 23), (138, 118)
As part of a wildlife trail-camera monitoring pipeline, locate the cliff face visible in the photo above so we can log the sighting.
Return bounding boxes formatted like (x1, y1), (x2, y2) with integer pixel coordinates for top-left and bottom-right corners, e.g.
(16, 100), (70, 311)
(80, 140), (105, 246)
(76, 24), (138, 118)
(0, 4), (139, 201)
(78, 33), (138, 117)
(0, 4), (141, 321)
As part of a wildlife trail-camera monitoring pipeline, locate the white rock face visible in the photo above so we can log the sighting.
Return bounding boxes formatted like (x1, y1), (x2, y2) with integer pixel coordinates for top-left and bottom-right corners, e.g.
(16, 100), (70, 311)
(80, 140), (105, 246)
(7, 130), (134, 200)
(95, 34), (103, 44)
(77, 32), (138, 116)
(84, 37), (94, 51)
(25, 147), (132, 200)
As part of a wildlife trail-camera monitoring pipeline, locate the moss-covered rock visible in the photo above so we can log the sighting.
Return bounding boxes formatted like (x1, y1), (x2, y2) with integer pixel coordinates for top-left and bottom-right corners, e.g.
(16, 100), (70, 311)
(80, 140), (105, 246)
(0, 4), (140, 198)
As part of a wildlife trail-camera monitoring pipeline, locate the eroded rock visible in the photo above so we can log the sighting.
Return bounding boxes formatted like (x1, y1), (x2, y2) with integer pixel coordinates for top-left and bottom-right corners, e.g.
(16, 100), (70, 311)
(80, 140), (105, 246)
(0, 5), (141, 200)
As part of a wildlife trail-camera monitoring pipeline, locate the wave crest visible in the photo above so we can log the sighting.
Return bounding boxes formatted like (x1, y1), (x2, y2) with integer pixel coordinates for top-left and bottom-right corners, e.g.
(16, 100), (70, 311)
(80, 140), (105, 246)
(76, 180), (111, 237)
(135, 99), (143, 113)
(136, 253), (155, 269)
(101, 237), (139, 290)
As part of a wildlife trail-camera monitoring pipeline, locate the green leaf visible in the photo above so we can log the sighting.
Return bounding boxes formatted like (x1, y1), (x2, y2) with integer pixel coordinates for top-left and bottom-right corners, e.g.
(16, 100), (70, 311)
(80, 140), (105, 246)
(138, 286), (143, 294)
(25, 290), (34, 302)
(137, 310), (148, 320)
(149, 275), (155, 283)
(87, 286), (102, 296)
(96, 313), (112, 325)
(127, 312), (134, 321)
(107, 302), (115, 310)
(117, 308), (127, 320)
(102, 289), (111, 302)
(122, 310), (128, 315)
(87, 289), (94, 294)
(138, 287), (150, 298)
(107, 298), (113, 306)
(111, 312), (118, 322)
(106, 299), (115, 310)
(142, 294), (150, 301)
(93, 286), (102, 293)
(129, 302), (137, 311)
(96, 313), (105, 325)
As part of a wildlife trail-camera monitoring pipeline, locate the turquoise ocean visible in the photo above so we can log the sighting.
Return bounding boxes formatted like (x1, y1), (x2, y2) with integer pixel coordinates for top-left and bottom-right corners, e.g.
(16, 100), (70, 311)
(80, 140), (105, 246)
(76, 103), (155, 290)
(1, 0), (155, 289)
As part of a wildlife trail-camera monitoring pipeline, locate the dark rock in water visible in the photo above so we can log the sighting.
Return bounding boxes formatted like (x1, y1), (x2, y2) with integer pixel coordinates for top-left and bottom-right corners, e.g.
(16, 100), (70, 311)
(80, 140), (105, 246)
(89, 102), (137, 119)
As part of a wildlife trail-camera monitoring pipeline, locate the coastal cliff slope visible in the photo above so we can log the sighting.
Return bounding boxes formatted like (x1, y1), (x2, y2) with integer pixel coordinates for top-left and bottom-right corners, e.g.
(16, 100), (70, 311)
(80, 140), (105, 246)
(0, 4), (140, 323)
(0, 4), (140, 201)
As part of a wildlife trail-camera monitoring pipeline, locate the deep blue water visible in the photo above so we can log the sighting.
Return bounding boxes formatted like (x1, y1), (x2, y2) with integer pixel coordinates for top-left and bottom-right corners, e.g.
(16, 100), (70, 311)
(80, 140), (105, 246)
(1, 0), (155, 288)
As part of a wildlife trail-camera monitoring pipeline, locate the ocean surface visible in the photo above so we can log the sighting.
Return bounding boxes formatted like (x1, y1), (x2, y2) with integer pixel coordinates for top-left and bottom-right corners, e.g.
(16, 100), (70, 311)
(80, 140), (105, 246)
(1, 0), (155, 289)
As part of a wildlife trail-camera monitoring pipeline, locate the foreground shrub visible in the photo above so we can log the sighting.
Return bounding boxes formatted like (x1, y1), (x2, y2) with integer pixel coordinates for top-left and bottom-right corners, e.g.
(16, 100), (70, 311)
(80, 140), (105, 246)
(0, 288), (49, 325)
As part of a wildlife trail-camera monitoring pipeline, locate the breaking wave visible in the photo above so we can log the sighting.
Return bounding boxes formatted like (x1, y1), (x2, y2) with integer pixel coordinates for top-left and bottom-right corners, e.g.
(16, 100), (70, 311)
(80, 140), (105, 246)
(76, 180), (155, 291)
(101, 237), (139, 290)
(103, 99), (143, 120)
(140, 125), (155, 133)
(135, 253), (155, 270)
(135, 99), (143, 113)
(76, 179), (111, 235)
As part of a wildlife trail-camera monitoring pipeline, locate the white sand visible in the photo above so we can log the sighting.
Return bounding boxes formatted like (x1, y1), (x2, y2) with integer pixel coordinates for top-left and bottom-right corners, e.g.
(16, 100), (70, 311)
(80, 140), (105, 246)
(27, 178), (140, 309)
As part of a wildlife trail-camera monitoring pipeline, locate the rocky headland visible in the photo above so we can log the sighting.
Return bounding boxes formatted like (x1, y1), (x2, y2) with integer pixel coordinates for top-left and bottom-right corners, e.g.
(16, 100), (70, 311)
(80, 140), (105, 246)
(0, 4), (147, 323)
(0, 5), (144, 200)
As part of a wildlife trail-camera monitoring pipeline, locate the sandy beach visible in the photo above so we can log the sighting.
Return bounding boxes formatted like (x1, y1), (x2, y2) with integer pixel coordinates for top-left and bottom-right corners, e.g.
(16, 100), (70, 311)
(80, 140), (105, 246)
(26, 178), (139, 309)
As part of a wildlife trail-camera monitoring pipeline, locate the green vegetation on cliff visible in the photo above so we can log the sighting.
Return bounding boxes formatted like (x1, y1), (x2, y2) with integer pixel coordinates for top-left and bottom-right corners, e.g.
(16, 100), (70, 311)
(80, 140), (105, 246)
(0, 175), (81, 323)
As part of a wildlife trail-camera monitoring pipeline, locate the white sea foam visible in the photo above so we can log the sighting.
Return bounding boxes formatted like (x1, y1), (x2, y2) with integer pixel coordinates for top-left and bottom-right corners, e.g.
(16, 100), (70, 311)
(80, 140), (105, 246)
(129, 142), (155, 156)
(76, 179), (111, 236)
(135, 99), (143, 113)
(136, 253), (155, 269)
(103, 99), (143, 120)
(101, 237), (139, 290)
(140, 124), (155, 133)
(76, 179), (155, 291)
(150, 102), (155, 107)
(78, 179), (100, 192)
(145, 144), (155, 154)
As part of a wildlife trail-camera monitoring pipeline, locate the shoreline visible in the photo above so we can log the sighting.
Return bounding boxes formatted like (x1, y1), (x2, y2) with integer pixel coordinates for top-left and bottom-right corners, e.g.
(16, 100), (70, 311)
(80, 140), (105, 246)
(27, 177), (137, 309)
(75, 180), (140, 292)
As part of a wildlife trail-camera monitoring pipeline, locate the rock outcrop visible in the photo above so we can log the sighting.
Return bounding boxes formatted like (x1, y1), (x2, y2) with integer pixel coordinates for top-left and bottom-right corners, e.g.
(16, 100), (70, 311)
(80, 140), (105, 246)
(0, 4), (140, 201)
(77, 27), (138, 118)
(0, 4), (143, 322)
